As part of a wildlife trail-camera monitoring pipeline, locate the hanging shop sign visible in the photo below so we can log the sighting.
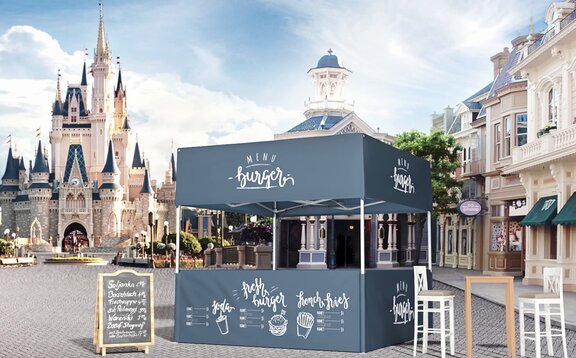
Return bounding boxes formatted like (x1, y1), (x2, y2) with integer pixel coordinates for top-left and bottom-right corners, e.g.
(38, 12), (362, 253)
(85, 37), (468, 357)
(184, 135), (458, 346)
(457, 200), (482, 217)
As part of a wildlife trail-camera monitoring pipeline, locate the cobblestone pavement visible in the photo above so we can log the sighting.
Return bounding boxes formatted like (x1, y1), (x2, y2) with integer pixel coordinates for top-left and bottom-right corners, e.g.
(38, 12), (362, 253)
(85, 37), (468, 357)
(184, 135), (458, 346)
(1, 264), (575, 357)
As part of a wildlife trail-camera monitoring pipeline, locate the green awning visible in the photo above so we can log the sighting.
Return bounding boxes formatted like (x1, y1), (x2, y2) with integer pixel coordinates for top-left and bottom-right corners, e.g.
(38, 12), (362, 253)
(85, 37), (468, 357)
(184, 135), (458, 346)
(520, 195), (557, 226)
(552, 193), (576, 225)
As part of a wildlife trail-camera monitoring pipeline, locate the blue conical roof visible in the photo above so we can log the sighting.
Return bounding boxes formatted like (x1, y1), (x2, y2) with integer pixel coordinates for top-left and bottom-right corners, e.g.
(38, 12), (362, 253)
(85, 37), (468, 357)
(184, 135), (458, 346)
(102, 140), (119, 174)
(81, 61), (87, 86)
(19, 157), (25, 170)
(140, 168), (152, 194)
(132, 142), (144, 168)
(171, 153), (176, 182)
(115, 68), (124, 97)
(1, 147), (19, 180)
(122, 117), (130, 130)
(32, 141), (49, 173)
(52, 99), (63, 116)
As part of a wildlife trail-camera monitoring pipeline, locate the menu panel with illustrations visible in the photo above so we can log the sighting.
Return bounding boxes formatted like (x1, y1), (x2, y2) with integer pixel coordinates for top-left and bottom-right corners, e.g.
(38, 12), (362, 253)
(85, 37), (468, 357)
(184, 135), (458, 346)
(175, 270), (360, 352)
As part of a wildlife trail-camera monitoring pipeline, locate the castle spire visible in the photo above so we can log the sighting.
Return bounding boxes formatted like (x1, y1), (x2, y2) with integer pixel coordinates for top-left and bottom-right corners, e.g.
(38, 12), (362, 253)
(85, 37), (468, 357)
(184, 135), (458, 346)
(96, 1), (107, 56)
(102, 140), (119, 174)
(81, 60), (88, 86)
(140, 168), (153, 194)
(32, 140), (49, 173)
(56, 69), (62, 102)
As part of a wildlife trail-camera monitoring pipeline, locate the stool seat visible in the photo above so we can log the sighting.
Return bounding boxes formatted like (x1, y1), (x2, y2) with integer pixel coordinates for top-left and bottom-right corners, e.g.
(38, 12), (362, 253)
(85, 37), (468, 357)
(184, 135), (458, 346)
(518, 292), (559, 299)
(519, 267), (567, 358)
(419, 290), (453, 297)
(413, 266), (454, 358)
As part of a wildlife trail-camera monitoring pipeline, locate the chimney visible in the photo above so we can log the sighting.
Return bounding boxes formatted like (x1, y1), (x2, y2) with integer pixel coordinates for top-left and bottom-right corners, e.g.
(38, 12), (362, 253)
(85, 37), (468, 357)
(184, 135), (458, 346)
(490, 47), (510, 79)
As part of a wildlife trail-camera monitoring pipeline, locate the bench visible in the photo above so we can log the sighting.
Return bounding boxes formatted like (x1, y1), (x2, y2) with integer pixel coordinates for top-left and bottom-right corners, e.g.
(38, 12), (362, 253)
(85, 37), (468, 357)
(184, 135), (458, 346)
(0, 258), (19, 265)
(17, 257), (36, 265)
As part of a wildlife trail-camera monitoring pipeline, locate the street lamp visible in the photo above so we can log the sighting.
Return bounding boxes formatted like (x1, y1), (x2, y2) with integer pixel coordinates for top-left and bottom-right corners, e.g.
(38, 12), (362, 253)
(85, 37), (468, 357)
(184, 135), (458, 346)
(148, 212), (155, 268)
(134, 233), (139, 258)
(163, 220), (169, 267)
(10, 232), (16, 257)
(140, 230), (147, 258)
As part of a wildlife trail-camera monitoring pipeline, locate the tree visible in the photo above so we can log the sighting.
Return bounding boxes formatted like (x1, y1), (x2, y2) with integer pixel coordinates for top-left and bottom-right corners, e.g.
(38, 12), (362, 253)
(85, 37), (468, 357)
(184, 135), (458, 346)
(394, 129), (462, 264)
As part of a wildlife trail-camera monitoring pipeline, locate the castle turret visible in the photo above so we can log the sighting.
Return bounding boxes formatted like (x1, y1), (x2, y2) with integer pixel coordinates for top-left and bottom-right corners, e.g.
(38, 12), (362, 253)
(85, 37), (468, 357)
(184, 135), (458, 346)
(139, 168), (155, 221)
(114, 68), (127, 130)
(28, 140), (52, 244)
(98, 140), (123, 239)
(128, 142), (145, 200)
(304, 49), (353, 119)
(0, 147), (20, 231)
(90, 1), (113, 178)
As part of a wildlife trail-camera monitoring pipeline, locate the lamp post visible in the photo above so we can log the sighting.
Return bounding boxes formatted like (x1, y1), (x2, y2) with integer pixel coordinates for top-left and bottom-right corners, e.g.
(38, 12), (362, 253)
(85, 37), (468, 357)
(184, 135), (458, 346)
(10, 232), (16, 257)
(164, 220), (170, 268)
(140, 230), (147, 258)
(148, 212), (155, 268)
(134, 233), (139, 258)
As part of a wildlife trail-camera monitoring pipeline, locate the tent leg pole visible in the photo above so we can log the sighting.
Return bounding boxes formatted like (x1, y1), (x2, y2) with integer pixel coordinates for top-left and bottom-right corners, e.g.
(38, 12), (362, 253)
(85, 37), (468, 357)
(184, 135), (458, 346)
(360, 198), (365, 275)
(175, 206), (181, 274)
(427, 211), (432, 271)
(273, 212), (277, 271)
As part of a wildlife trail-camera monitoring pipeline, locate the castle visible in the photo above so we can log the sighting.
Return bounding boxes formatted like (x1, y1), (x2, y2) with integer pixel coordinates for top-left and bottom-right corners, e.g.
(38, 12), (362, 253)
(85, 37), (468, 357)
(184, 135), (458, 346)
(0, 5), (176, 251)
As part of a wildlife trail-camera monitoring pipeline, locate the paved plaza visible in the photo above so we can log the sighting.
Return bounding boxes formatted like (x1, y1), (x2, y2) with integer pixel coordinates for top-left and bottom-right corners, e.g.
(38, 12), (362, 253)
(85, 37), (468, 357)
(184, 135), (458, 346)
(1, 262), (575, 358)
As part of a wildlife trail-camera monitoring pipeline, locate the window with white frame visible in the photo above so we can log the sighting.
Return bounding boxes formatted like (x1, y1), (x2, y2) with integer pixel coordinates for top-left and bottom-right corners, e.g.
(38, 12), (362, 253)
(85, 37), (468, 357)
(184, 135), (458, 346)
(516, 113), (527, 146)
(548, 88), (557, 125)
(494, 123), (502, 161)
(504, 115), (511, 157)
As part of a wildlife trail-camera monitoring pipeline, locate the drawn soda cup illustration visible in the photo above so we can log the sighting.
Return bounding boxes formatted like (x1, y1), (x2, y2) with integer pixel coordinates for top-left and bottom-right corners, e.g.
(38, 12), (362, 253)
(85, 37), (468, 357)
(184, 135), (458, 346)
(216, 314), (229, 335)
(268, 310), (288, 336)
(297, 312), (314, 339)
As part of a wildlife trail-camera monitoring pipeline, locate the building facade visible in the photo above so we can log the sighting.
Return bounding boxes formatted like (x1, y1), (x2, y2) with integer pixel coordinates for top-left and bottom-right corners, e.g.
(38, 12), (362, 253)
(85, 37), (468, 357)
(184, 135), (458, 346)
(274, 51), (426, 270)
(503, 1), (576, 290)
(0, 6), (176, 251)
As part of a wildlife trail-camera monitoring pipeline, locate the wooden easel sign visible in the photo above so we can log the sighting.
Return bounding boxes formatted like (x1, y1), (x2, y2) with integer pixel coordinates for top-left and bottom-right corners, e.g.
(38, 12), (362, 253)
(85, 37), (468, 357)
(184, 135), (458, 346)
(94, 270), (154, 356)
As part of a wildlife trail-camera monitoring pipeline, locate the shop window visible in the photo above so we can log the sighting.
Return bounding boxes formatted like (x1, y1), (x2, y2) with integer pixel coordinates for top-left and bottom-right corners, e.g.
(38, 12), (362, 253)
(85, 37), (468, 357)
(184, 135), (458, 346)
(461, 229), (468, 255)
(447, 229), (454, 254)
(547, 225), (557, 260)
(491, 222), (504, 251)
(508, 221), (522, 252)
(516, 113), (527, 146)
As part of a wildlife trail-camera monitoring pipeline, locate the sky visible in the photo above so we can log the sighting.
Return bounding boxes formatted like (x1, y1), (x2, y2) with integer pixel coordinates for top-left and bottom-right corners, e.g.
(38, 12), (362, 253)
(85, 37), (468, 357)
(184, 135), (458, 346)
(0, 0), (550, 182)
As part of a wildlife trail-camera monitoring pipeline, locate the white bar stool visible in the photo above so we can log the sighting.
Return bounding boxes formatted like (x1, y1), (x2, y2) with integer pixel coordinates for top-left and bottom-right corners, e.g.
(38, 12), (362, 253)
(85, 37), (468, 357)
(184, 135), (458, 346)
(519, 267), (567, 358)
(413, 266), (455, 357)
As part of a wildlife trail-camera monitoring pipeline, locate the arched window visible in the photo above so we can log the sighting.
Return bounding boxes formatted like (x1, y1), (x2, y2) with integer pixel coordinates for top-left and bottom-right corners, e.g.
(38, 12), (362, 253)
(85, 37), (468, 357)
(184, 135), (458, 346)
(66, 193), (74, 209)
(30, 218), (42, 244)
(548, 88), (557, 124)
(77, 193), (86, 209)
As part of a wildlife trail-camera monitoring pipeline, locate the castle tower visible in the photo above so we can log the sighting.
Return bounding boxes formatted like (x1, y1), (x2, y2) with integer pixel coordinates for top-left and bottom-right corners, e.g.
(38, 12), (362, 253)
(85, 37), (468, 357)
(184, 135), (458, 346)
(0, 147), (20, 231)
(90, 2), (113, 178)
(129, 142), (145, 200)
(28, 140), (52, 244)
(98, 140), (123, 240)
(304, 49), (353, 119)
(139, 168), (155, 229)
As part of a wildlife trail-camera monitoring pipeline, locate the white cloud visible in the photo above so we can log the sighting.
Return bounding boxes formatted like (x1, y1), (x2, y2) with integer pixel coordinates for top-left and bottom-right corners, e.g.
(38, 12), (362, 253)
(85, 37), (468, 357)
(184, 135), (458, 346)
(0, 25), (298, 182)
(268, 0), (549, 134)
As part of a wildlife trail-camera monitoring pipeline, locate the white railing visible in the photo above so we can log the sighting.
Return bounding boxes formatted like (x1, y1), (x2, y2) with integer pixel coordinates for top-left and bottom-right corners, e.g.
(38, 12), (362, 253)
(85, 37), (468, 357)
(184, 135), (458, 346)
(305, 99), (354, 112)
(513, 126), (576, 163)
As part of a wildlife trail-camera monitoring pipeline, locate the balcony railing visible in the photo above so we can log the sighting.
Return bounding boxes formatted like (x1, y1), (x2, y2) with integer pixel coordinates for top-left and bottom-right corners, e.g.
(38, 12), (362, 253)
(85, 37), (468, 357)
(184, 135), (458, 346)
(512, 125), (576, 163)
(304, 99), (354, 112)
(462, 159), (485, 176)
(61, 208), (90, 214)
(527, 7), (576, 56)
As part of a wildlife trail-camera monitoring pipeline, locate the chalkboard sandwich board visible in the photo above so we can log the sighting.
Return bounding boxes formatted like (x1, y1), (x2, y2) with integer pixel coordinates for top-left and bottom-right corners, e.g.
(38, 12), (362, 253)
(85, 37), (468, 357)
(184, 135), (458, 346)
(94, 270), (154, 356)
